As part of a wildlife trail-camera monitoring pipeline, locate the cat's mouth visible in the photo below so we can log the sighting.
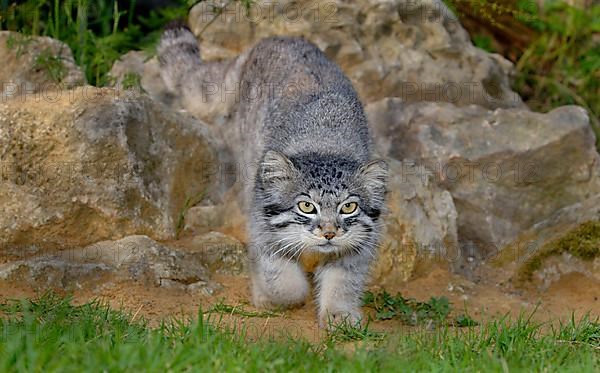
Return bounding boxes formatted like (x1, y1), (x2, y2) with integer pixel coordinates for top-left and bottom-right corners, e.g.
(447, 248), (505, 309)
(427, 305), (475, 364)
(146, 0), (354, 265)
(313, 242), (338, 253)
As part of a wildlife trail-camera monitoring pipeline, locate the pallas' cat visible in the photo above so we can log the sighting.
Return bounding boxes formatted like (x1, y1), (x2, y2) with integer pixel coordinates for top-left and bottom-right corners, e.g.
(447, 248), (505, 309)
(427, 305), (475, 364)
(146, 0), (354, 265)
(158, 23), (388, 328)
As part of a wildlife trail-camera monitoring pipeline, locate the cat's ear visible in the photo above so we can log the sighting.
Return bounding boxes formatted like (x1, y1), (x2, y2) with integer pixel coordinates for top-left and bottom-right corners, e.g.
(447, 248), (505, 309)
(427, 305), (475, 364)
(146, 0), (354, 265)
(356, 159), (388, 199)
(259, 150), (298, 187)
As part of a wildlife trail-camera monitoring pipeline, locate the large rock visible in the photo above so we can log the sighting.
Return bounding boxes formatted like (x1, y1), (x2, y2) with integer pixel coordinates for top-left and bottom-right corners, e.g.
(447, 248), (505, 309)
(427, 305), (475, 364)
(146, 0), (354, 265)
(508, 220), (600, 290)
(0, 235), (213, 291)
(367, 98), (600, 262)
(0, 31), (85, 99)
(110, 0), (522, 115)
(186, 0), (522, 110)
(182, 204), (225, 235)
(0, 87), (216, 253)
(175, 231), (247, 275)
(371, 159), (458, 285)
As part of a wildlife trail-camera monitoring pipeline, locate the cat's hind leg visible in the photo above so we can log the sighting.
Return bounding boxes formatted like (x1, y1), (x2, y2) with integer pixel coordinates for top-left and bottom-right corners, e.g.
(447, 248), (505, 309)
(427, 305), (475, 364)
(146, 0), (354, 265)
(157, 22), (242, 121)
(157, 21), (202, 93)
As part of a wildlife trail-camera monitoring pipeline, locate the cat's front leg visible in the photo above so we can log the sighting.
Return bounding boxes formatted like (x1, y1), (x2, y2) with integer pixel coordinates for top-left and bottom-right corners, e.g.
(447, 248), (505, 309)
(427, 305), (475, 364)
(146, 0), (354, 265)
(250, 251), (310, 310)
(315, 254), (370, 329)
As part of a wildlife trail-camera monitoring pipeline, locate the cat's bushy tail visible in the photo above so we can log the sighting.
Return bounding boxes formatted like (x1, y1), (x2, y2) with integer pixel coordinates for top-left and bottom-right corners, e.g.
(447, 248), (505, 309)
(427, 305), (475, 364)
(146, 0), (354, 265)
(157, 20), (201, 92)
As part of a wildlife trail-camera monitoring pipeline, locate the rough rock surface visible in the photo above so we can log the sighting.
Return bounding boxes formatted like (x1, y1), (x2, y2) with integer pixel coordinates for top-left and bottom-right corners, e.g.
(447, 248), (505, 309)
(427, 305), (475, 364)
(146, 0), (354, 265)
(2, 5), (598, 291)
(0, 235), (213, 292)
(367, 98), (600, 261)
(531, 254), (600, 291)
(370, 159), (458, 286)
(110, 0), (522, 115)
(176, 231), (247, 275)
(183, 204), (225, 235)
(0, 87), (216, 253)
(0, 31), (85, 99)
(187, 0), (522, 109)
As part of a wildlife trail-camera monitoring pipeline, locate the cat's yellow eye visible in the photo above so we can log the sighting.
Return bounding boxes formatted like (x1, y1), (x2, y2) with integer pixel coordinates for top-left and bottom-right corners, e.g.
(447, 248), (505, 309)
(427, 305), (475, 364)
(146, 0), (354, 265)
(298, 201), (316, 214)
(340, 202), (358, 214)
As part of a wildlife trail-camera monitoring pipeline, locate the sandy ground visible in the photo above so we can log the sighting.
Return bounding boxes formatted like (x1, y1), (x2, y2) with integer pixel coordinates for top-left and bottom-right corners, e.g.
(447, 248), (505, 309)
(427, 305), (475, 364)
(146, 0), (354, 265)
(1, 263), (598, 342)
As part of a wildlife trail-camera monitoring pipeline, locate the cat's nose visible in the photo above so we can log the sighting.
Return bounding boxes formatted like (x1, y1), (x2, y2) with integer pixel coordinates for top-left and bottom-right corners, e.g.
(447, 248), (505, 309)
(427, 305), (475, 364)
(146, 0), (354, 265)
(320, 223), (336, 240)
(323, 231), (336, 240)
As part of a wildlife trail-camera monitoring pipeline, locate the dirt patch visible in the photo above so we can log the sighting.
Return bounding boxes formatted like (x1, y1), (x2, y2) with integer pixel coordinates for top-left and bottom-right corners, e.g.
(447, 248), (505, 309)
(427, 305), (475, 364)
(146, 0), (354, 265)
(1, 263), (597, 342)
(540, 272), (600, 316)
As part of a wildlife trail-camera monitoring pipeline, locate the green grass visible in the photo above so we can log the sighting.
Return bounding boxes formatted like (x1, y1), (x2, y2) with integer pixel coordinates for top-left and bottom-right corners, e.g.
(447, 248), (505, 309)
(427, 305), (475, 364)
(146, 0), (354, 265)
(363, 290), (451, 324)
(514, 1), (600, 146)
(175, 190), (205, 239)
(325, 317), (386, 343)
(447, 0), (600, 148)
(119, 71), (143, 91)
(0, 0), (195, 86)
(33, 48), (67, 82)
(0, 293), (598, 371)
(472, 34), (495, 53)
(208, 299), (282, 318)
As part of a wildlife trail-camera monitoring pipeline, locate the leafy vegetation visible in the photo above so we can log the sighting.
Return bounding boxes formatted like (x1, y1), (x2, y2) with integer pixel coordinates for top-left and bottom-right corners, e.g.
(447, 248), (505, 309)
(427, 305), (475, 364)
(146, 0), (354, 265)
(120, 71), (143, 91)
(5, 32), (34, 58)
(0, 0), (195, 86)
(0, 293), (598, 371)
(514, 1), (600, 145)
(33, 48), (67, 82)
(472, 34), (495, 52)
(175, 190), (205, 239)
(448, 0), (600, 148)
(362, 290), (478, 328)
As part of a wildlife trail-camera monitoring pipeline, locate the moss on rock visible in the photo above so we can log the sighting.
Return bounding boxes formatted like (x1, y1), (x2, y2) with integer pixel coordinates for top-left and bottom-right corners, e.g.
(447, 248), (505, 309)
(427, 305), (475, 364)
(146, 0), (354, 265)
(519, 220), (600, 281)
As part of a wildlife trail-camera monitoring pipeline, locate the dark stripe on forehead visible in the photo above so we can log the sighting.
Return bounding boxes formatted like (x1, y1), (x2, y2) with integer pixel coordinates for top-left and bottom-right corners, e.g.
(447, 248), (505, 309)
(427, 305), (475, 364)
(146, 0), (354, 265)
(290, 153), (359, 193)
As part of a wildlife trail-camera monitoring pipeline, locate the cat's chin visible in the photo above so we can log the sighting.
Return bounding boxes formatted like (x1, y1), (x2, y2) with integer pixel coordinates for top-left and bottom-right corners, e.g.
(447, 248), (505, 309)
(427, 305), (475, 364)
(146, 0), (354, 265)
(313, 243), (338, 253)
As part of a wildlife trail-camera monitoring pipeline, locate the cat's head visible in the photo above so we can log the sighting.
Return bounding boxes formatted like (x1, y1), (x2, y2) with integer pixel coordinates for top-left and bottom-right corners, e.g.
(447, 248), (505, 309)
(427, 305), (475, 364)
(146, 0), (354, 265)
(256, 150), (388, 256)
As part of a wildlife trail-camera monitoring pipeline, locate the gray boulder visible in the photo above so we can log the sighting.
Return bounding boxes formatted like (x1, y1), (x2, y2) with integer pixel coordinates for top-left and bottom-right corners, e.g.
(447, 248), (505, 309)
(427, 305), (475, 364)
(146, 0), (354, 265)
(176, 231), (247, 275)
(187, 0), (522, 109)
(371, 159), (459, 285)
(0, 86), (216, 253)
(0, 31), (85, 100)
(111, 0), (523, 114)
(367, 98), (600, 263)
(0, 235), (213, 291)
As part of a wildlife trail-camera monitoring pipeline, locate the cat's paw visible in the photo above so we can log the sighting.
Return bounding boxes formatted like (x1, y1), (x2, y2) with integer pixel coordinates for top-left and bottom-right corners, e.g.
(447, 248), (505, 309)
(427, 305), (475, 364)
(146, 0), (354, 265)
(251, 275), (308, 310)
(250, 256), (310, 310)
(318, 307), (362, 330)
(251, 286), (276, 309)
(252, 291), (305, 310)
